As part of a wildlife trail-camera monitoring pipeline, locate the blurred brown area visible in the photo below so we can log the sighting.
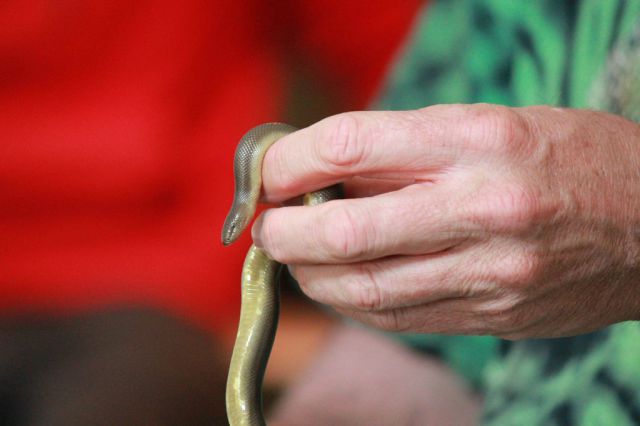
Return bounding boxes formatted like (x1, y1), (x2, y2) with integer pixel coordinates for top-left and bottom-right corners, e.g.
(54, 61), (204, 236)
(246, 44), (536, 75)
(0, 308), (228, 425)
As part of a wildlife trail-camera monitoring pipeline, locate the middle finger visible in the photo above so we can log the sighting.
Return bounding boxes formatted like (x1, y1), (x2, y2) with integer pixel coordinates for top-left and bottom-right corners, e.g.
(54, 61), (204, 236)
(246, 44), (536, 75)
(253, 183), (476, 264)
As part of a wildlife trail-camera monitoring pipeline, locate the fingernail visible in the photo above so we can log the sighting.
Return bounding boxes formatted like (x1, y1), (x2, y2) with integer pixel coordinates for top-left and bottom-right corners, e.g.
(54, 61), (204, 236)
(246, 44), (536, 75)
(251, 214), (264, 248)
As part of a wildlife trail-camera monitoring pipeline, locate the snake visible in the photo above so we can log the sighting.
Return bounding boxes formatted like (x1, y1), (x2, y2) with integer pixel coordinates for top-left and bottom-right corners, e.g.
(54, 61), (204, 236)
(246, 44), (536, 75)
(222, 123), (343, 426)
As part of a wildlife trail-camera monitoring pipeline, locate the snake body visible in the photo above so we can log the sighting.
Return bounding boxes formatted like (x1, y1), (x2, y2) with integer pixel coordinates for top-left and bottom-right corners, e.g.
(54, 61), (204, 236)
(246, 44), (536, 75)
(222, 123), (342, 426)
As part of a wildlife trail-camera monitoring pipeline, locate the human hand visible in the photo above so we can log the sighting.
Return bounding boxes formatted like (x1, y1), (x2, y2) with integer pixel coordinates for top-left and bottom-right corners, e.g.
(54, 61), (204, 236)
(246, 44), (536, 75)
(252, 104), (640, 339)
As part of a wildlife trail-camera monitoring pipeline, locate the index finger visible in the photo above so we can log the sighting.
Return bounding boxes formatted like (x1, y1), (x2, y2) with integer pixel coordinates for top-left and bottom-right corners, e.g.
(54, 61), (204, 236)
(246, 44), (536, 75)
(261, 108), (460, 203)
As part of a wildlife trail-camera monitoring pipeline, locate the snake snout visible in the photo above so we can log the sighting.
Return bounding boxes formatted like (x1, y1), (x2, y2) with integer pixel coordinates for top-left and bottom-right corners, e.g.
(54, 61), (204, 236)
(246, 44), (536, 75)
(221, 221), (239, 246)
(221, 224), (235, 246)
(221, 209), (250, 246)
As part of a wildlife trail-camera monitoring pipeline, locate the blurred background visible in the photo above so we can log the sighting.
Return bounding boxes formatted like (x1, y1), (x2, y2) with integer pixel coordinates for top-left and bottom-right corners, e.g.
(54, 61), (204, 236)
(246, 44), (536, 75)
(0, 1), (422, 424)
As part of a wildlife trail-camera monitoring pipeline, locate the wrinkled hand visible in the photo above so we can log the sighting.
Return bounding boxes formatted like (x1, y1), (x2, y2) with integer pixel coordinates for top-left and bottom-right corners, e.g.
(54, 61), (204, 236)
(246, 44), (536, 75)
(252, 104), (640, 339)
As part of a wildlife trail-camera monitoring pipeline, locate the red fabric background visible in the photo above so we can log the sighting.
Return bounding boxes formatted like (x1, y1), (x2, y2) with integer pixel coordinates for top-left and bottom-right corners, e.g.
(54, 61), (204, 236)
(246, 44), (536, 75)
(0, 0), (420, 333)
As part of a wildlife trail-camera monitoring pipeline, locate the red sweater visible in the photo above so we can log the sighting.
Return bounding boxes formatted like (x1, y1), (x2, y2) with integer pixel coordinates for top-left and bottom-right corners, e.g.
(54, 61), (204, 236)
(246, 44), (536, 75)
(0, 0), (420, 333)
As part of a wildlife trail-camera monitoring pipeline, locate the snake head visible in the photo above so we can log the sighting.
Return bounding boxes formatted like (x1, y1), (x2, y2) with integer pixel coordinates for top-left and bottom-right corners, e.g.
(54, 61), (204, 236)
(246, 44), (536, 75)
(221, 208), (251, 246)
(222, 123), (296, 247)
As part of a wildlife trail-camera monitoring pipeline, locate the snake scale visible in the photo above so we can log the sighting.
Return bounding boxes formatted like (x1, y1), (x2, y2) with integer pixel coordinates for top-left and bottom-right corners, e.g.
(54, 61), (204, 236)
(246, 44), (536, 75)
(222, 123), (342, 426)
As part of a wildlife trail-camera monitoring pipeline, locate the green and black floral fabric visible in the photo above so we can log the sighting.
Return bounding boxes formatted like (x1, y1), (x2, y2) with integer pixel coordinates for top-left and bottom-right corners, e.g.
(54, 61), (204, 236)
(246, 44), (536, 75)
(378, 1), (640, 424)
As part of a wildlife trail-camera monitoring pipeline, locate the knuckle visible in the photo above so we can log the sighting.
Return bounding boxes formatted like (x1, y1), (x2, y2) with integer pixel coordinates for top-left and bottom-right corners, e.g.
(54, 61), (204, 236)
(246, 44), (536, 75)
(369, 309), (411, 332)
(468, 183), (541, 233)
(321, 206), (370, 260)
(466, 104), (530, 155)
(479, 296), (526, 333)
(492, 184), (541, 232)
(320, 113), (371, 171)
(344, 264), (384, 311)
(497, 249), (542, 287)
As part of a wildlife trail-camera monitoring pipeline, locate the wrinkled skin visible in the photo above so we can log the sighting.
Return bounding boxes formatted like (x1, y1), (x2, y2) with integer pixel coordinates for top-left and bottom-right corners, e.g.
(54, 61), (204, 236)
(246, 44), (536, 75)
(252, 104), (640, 340)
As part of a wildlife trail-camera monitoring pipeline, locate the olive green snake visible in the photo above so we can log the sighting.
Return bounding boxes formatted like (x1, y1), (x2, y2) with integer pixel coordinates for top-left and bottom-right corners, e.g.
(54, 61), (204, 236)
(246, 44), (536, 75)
(222, 123), (342, 426)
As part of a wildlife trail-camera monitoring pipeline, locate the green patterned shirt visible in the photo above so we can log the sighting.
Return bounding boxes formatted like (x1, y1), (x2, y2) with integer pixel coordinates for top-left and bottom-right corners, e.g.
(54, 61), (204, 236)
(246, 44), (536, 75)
(378, 1), (640, 424)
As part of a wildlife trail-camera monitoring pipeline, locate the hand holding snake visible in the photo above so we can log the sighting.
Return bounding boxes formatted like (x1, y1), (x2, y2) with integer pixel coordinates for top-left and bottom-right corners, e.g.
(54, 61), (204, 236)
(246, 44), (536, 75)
(251, 105), (640, 339)
(224, 105), (640, 423)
